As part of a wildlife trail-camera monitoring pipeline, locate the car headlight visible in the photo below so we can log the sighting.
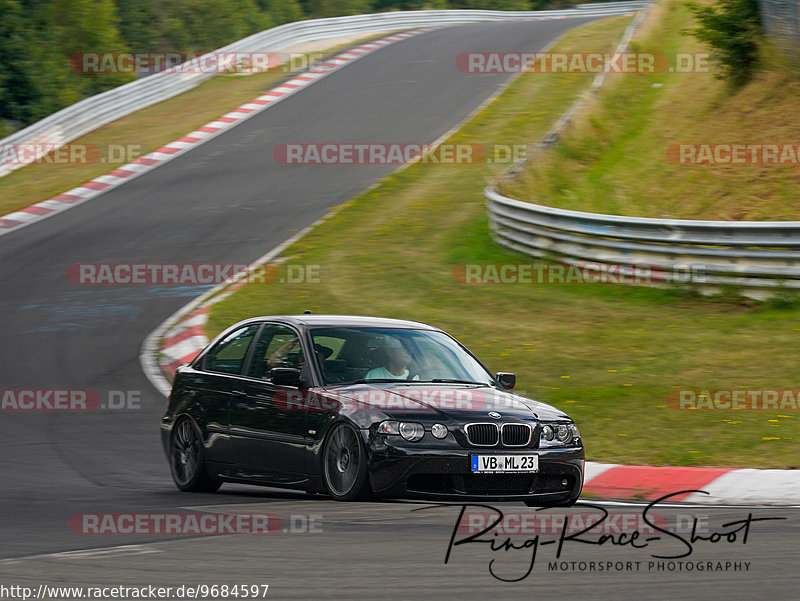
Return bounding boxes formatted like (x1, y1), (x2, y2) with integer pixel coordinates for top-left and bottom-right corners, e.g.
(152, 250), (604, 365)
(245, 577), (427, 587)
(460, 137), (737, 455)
(378, 420), (425, 442)
(540, 423), (579, 446)
(556, 424), (572, 443)
(398, 422), (425, 442)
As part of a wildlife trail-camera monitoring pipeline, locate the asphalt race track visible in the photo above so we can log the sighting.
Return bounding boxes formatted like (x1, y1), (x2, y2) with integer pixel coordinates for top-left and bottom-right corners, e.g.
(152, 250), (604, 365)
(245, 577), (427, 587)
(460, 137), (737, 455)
(1, 499), (797, 600)
(0, 17), (798, 600)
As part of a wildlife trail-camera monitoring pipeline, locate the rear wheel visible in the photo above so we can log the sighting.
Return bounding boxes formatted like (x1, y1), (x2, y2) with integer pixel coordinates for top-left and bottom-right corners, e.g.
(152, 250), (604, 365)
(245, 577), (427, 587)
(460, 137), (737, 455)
(323, 422), (370, 501)
(170, 418), (221, 492)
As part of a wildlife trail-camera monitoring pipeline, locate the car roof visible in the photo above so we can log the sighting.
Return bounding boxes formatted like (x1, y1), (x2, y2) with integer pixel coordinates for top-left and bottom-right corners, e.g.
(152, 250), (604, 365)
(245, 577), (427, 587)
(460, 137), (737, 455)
(240, 314), (441, 331)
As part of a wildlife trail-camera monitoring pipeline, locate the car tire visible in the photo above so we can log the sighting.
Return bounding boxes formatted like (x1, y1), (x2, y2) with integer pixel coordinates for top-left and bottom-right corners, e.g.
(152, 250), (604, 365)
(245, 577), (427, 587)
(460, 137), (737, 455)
(169, 417), (222, 493)
(323, 422), (370, 501)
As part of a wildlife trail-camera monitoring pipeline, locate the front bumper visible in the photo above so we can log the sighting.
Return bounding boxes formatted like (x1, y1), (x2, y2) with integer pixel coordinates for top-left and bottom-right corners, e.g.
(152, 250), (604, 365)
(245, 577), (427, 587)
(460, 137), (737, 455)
(365, 431), (584, 504)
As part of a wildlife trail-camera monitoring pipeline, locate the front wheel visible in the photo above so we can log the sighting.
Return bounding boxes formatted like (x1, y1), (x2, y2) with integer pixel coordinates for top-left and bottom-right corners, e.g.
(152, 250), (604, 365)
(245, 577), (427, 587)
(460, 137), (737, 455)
(323, 422), (370, 501)
(170, 417), (221, 492)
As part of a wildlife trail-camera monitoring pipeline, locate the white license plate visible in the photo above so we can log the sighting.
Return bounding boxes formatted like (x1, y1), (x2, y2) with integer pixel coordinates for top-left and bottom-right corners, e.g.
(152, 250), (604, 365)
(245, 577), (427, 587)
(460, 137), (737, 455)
(471, 454), (539, 473)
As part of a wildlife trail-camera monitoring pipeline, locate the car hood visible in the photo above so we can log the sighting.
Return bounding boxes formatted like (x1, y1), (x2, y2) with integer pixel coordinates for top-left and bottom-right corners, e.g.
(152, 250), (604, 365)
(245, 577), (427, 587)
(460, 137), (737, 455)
(328, 383), (572, 423)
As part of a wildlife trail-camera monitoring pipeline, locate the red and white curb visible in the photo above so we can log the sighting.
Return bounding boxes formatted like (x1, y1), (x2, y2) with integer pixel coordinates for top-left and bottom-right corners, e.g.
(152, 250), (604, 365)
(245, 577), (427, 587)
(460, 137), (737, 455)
(159, 307), (211, 378)
(0, 28), (433, 237)
(584, 462), (800, 505)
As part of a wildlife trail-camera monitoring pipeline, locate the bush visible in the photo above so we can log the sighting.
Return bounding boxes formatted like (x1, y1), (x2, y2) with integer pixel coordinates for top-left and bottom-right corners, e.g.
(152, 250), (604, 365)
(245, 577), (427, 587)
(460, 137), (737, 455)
(685, 0), (763, 87)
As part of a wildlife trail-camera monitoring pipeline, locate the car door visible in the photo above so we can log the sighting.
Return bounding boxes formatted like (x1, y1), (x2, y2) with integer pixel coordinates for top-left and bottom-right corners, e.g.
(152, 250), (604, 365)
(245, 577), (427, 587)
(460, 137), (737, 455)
(182, 322), (262, 465)
(228, 323), (309, 481)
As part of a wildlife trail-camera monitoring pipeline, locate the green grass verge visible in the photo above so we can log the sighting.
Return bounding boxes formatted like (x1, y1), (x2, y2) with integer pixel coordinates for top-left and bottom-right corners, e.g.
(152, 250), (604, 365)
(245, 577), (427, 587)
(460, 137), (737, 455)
(501, 0), (800, 220)
(207, 14), (800, 469)
(0, 35), (385, 216)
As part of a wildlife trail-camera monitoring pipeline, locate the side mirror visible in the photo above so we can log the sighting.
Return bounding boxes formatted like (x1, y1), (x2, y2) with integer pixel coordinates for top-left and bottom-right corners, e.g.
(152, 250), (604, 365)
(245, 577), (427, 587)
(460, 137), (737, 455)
(270, 367), (302, 387)
(496, 372), (516, 390)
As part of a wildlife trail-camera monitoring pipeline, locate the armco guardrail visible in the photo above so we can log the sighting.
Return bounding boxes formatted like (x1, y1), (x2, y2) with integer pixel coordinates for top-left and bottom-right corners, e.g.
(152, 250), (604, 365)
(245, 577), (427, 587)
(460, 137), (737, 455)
(486, 187), (800, 293)
(0, 3), (647, 178)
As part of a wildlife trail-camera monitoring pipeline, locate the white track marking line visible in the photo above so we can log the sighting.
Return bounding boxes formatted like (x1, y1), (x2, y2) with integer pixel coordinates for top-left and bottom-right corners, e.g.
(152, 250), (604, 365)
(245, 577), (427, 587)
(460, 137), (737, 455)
(0, 544), (161, 566)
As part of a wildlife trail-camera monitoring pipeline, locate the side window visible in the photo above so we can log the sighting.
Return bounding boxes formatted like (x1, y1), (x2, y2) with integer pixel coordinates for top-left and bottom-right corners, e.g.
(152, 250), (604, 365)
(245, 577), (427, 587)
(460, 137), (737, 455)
(312, 334), (351, 384)
(313, 336), (346, 359)
(247, 324), (304, 379)
(203, 324), (260, 375)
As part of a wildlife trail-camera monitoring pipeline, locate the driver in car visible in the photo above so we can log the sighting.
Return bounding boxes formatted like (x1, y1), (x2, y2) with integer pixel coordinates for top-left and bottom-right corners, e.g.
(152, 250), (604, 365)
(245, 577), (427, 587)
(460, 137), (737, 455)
(365, 336), (418, 380)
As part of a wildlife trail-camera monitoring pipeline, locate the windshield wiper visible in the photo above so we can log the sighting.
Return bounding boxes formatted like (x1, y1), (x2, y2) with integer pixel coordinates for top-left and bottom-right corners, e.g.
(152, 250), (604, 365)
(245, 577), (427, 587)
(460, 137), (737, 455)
(352, 378), (407, 384)
(424, 378), (491, 386)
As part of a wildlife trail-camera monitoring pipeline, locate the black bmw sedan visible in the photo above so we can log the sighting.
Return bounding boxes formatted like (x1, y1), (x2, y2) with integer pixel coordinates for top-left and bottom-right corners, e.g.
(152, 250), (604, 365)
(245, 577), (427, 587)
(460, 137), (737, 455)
(161, 315), (584, 506)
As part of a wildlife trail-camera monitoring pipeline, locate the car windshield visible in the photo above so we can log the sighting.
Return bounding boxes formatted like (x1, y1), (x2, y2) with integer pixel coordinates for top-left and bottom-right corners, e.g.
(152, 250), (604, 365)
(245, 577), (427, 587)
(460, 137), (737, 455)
(310, 327), (495, 387)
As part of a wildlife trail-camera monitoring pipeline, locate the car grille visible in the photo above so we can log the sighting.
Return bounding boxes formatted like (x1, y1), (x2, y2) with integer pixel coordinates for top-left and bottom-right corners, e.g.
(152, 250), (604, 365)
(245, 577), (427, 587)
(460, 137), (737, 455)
(465, 423), (499, 446)
(465, 423), (533, 446)
(501, 423), (532, 446)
